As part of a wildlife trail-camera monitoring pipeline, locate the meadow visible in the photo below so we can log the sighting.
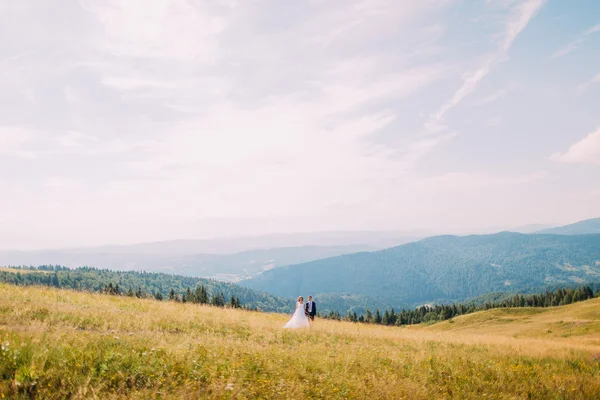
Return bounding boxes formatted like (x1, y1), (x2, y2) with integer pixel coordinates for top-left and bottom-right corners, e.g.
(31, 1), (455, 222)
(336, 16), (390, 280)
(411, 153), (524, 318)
(1, 283), (600, 399)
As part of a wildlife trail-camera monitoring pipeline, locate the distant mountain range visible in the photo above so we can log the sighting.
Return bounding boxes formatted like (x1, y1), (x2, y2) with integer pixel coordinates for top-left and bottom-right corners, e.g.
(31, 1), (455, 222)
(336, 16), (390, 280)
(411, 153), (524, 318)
(0, 244), (377, 282)
(0, 231), (426, 281)
(31, 231), (422, 255)
(536, 218), (600, 235)
(242, 232), (600, 313)
(3, 217), (599, 313)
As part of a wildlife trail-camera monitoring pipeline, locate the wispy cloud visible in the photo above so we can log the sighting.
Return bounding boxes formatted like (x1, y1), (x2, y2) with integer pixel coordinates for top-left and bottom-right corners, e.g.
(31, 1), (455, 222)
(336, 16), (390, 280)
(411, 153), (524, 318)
(0, 126), (46, 159)
(551, 128), (600, 165)
(427, 0), (545, 131)
(577, 72), (600, 91)
(474, 87), (511, 106)
(552, 23), (600, 59)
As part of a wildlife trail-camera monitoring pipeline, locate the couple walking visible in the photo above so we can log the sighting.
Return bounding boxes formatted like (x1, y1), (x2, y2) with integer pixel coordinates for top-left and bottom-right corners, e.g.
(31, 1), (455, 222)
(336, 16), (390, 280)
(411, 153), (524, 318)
(283, 295), (316, 329)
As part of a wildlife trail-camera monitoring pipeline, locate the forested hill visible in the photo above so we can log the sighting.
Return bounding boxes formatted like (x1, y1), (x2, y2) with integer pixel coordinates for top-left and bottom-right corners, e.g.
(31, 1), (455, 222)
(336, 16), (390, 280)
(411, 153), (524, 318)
(0, 266), (293, 313)
(537, 217), (600, 235)
(242, 232), (600, 309)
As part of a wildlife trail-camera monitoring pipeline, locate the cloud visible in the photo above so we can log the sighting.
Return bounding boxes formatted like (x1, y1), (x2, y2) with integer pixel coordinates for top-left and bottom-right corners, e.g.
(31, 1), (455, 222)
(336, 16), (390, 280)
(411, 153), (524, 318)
(0, 126), (46, 158)
(553, 23), (600, 59)
(474, 87), (511, 105)
(577, 72), (600, 91)
(551, 128), (600, 165)
(43, 177), (81, 189)
(427, 0), (545, 131)
(55, 131), (100, 148)
(80, 0), (230, 62)
(415, 170), (547, 193)
(586, 24), (600, 35)
(2, 0), (597, 248)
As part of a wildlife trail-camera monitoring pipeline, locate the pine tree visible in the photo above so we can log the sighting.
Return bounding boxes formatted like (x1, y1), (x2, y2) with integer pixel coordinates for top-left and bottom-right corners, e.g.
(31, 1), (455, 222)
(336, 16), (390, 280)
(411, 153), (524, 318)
(52, 272), (60, 287)
(365, 308), (373, 323)
(382, 309), (390, 325)
(388, 308), (397, 325)
(211, 292), (226, 307)
(374, 309), (382, 324)
(169, 288), (176, 301)
(196, 285), (209, 304)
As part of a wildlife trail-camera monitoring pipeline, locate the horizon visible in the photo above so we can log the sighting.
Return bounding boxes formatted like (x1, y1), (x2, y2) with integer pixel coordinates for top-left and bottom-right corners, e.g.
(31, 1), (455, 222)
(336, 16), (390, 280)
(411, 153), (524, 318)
(4, 217), (600, 252)
(1, 1), (599, 249)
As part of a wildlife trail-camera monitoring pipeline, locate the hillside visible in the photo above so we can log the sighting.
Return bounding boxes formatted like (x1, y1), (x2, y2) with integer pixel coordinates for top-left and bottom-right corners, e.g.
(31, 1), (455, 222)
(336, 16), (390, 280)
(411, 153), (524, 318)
(242, 232), (600, 311)
(537, 217), (600, 235)
(0, 244), (376, 282)
(425, 296), (600, 341)
(1, 284), (599, 399)
(0, 266), (293, 313)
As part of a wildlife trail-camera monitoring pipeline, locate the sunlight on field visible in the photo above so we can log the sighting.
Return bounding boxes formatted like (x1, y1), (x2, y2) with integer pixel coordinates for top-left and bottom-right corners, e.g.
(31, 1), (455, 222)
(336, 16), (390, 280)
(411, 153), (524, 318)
(1, 284), (600, 399)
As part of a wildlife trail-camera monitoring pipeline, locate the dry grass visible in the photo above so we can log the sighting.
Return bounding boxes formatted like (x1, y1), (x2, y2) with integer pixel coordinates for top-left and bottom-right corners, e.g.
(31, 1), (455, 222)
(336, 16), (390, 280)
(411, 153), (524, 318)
(1, 284), (600, 399)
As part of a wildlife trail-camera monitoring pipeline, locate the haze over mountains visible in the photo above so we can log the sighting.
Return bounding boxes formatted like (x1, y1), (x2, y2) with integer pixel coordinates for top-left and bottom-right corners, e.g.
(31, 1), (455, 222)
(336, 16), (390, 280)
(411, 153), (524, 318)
(0, 244), (376, 282)
(536, 218), (600, 235)
(0, 231), (420, 281)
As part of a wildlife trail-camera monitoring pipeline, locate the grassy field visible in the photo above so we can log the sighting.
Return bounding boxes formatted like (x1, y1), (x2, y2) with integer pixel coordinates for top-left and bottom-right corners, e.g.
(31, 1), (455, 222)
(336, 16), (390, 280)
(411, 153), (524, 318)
(1, 284), (600, 399)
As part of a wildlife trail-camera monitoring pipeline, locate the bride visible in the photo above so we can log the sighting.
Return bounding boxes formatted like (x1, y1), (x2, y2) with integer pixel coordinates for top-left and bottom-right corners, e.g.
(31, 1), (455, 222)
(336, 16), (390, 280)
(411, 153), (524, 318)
(283, 296), (310, 329)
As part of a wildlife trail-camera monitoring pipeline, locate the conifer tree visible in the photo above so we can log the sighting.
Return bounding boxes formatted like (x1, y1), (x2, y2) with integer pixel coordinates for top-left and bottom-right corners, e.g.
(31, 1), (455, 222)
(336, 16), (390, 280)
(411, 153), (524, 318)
(374, 309), (382, 324)
(382, 309), (390, 325)
(196, 285), (209, 304)
(389, 308), (397, 325)
(365, 308), (373, 323)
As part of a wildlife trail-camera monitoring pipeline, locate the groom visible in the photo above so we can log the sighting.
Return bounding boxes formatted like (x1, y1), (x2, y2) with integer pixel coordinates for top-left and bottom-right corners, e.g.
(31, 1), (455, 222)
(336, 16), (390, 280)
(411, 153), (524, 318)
(304, 295), (316, 323)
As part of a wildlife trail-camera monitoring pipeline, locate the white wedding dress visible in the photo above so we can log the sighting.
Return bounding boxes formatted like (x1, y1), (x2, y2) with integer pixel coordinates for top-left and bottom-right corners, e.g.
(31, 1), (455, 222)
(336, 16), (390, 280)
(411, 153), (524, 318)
(283, 301), (310, 329)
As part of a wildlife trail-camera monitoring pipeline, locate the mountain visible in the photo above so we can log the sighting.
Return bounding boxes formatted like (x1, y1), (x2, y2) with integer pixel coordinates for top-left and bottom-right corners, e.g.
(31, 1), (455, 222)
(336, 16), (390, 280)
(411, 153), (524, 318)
(0, 244), (377, 282)
(536, 218), (600, 235)
(8, 231), (421, 254)
(241, 232), (600, 311)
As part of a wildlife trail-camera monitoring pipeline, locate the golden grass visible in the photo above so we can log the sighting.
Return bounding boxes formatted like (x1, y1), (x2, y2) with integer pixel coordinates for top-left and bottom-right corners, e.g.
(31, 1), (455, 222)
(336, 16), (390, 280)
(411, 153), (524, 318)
(1, 284), (600, 399)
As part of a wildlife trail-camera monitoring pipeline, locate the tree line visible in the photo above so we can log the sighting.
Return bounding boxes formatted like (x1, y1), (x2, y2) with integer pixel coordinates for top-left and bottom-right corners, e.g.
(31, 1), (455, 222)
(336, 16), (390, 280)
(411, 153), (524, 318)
(102, 282), (243, 308)
(322, 284), (600, 326)
(0, 265), (291, 312)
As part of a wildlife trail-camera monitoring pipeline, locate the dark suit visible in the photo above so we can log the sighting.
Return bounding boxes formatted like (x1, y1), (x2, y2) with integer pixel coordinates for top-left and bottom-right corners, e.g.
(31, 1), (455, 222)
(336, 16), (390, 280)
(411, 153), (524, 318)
(304, 301), (316, 320)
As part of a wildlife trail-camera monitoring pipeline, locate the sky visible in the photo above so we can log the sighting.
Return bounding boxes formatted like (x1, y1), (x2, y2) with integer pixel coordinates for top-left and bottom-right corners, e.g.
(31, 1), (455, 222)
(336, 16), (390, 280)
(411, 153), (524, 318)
(0, 0), (599, 250)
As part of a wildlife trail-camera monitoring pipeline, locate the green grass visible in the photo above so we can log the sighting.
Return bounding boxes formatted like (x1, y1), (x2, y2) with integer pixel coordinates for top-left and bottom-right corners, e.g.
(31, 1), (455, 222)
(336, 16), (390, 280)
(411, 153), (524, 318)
(2, 284), (600, 399)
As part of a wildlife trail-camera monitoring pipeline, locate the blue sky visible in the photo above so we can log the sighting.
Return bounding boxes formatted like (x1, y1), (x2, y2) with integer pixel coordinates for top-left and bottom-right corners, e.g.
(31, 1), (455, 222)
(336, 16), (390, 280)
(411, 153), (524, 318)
(0, 0), (599, 249)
